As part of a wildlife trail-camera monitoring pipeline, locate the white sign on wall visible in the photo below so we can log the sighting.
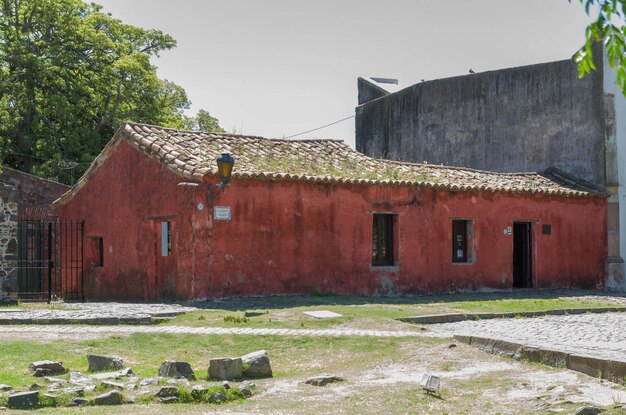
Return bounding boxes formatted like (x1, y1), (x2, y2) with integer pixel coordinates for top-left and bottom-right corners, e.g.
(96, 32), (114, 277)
(503, 226), (512, 236)
(214, 206), (231, 221)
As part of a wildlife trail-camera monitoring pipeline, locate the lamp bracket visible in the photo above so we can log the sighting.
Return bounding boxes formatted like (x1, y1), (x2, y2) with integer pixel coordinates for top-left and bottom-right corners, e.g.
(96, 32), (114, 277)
(207, 182), (227, 200)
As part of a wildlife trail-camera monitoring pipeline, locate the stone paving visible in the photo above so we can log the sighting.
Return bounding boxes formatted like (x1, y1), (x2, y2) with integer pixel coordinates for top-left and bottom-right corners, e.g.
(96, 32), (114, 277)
(429, 311), (626, 361)
(0, 324), (438, 338)
(0, 303), (197, 324)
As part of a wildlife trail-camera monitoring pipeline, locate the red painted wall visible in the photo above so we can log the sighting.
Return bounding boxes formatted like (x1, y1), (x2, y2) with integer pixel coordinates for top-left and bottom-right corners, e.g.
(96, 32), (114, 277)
(58, 141), (607, 300)
(57, 140), (185, 300)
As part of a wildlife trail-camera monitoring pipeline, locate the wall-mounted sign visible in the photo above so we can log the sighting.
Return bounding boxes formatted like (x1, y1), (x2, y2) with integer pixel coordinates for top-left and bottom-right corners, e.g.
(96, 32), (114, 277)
(214, 206), (231, 221)
(503, 226), (512, 236)
(197, 202), (204, 211)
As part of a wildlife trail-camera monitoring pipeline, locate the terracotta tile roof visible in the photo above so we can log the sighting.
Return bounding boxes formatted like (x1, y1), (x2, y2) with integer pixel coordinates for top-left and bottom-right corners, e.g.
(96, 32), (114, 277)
(55, 122), (606, 205)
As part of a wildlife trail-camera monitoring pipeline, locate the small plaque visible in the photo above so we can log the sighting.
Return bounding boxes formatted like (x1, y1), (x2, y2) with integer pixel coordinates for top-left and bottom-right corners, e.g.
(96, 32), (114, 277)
(213, 206), (231, 221)
(503, 226), (512, 236)
(197, 202), (204, 211)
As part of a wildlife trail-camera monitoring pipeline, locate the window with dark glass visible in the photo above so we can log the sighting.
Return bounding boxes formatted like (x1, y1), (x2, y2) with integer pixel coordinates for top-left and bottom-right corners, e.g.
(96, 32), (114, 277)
(452, 220), (471, 263)
(372, 214), (394, 266)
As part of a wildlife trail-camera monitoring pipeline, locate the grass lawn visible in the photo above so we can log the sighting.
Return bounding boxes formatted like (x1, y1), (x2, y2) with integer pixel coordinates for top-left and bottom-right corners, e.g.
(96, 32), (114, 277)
(0, 331), (624, 414)
(164, 294), (622, 331)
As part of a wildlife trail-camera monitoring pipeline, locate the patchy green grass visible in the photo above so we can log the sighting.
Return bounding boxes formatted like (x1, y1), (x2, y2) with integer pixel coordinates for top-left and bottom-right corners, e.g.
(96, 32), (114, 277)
(0, 333), (426, 388)
(0, 330), (624, 414)
(164, 295), (621, 331)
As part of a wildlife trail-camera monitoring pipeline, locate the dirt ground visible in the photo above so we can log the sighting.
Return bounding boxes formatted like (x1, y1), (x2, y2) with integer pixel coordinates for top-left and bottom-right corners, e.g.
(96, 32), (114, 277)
(6, 332), (625, 415)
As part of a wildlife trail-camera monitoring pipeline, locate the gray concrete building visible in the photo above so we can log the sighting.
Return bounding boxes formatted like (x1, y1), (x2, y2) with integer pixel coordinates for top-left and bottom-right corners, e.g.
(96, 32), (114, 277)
(355, 48), (626, 291)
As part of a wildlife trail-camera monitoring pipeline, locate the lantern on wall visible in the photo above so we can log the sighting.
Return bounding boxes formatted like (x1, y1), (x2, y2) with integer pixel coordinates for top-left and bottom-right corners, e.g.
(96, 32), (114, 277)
(216, 153), (235, 187)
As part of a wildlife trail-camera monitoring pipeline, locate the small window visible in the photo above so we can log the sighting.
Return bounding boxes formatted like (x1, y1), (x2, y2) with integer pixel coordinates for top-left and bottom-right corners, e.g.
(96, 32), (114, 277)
(372, 214), (395, 266)
(452, 220), (472, 263)
(89, 237), (104, 267)
(161, 221), (171, 257)
(542, 224), (552, 235)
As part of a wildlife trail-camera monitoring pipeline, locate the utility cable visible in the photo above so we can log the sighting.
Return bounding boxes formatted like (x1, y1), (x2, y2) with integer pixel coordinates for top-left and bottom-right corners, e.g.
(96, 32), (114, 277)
(285, 115), (354, 139)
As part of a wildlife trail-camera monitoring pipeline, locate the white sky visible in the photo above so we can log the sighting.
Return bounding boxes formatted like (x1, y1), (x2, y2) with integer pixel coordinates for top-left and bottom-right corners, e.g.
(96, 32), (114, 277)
(94, 0), (594, 147)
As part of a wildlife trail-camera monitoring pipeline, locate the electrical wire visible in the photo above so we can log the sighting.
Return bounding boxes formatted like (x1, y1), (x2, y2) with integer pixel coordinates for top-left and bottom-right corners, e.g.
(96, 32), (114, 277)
(284, 115), (355, 139)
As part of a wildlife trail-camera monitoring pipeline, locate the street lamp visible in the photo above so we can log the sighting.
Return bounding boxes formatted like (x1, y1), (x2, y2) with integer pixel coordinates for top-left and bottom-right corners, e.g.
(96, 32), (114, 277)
(216, 153), (235, 186)
(207, 153), (235, 200)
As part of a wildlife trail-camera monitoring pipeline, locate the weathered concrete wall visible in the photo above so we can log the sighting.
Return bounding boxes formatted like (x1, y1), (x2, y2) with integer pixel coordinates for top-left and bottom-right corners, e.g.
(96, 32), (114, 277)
(356, 58), (606, 184)
(0, 167), (69, 219)
(357, 77), (389, 105)
(0, 183), (18, 302)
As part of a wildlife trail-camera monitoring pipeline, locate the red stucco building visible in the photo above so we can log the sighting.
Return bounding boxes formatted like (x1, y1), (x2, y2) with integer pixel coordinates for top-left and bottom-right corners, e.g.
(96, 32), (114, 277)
(54, 123), (607, 301)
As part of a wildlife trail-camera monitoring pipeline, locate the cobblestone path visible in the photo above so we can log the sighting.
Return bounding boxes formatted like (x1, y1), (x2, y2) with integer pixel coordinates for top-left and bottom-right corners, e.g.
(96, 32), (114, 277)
(0, 324), (442, 338)
(0, 303), (197, 323)
(430, 312), (626, 361)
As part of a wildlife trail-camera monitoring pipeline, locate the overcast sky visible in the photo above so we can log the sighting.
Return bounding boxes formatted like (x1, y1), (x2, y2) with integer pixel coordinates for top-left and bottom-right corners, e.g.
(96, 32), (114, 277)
(95, 0), (593, 147)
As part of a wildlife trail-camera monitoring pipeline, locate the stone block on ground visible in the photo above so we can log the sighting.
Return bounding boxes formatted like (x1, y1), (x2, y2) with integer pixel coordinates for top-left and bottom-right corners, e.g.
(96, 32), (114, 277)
(68, 397), (89, 406)
(305, 374), (344, 386)
(159, 396), (178, 403)
(238, 381), (257, 397)
(155, 386), (178, 398)
(241, 350), (273, 378)
(93, 390), (123, 405)
(90, 367), (133, 380)
(208, 357), (243, 380)
(158, 361), (196, 380)
(208, 391), (227, 403)
(61, 386), (85, 396)
(29, 360), (65, 376)
(101, 381), (124, 390)
(7, 391), (39, 408)
(70, 371), (95, 386)
(139, 377), (158, 387)
(87, 355), (124, 372)
(43, 376), (67, 385)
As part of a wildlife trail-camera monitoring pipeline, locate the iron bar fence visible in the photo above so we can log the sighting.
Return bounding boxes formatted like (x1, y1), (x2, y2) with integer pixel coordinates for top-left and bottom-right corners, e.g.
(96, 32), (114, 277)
(17, 219), (84, 302)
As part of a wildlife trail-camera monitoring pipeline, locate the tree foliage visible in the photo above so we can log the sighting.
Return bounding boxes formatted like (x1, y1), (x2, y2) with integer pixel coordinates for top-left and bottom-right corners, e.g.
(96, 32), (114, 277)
(183, 109), (225, 133)
(0, 0), (223, 183)
(573, 0), (626, 93)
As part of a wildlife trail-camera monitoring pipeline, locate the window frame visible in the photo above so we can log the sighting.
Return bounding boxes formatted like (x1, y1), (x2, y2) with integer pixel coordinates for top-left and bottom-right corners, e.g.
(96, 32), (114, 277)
(161, 221), (172, 257)
(451, 219), (474, 264)
(371, 213), (396, 267)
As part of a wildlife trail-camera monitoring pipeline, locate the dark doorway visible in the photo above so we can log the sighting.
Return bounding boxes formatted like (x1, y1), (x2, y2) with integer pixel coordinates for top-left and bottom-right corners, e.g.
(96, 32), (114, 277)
(17, 219), (84, 302)
(513, 222), (533, 288)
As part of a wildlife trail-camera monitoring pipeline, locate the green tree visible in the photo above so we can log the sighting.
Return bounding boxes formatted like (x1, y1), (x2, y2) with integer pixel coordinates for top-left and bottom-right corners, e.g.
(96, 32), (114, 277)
(183, 109), (225, 133)
(573, 0), (626, 93)
(0, 0), (222, 183)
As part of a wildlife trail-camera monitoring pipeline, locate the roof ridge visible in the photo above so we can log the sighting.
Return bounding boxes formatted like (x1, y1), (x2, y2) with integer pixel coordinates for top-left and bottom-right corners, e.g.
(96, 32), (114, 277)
(52, 122), (605, 205)
(122, 122), (345, 143)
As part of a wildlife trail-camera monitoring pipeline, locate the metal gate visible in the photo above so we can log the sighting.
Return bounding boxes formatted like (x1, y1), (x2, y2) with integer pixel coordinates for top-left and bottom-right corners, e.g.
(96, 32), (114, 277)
(17, 220), (84, 302)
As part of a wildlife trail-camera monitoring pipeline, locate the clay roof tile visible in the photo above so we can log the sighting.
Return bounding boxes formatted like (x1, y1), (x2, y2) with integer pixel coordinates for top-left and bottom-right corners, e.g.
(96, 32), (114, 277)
(66, 122), (607, 200)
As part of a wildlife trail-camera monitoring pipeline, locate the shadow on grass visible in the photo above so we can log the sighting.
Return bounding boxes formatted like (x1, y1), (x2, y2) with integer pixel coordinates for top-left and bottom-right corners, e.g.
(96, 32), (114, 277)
(174, 288), (624, 311)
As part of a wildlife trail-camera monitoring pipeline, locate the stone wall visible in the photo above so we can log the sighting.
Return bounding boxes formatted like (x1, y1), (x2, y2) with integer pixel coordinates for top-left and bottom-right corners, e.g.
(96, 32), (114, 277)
(0, 167), (69, 219)
(0, 183), (18, 302)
